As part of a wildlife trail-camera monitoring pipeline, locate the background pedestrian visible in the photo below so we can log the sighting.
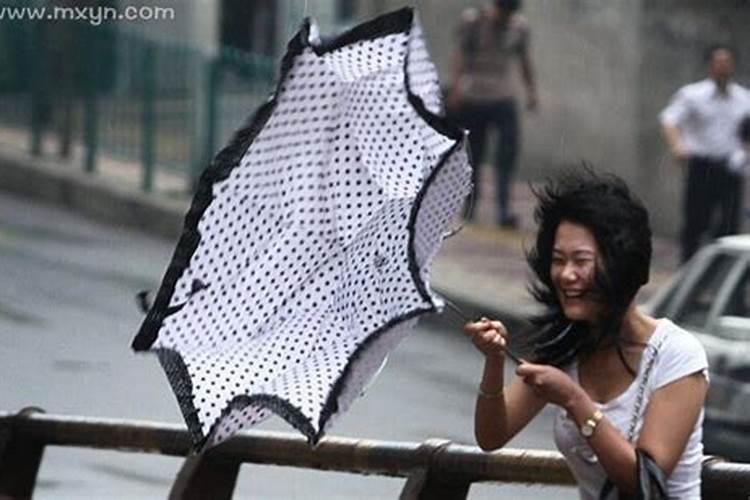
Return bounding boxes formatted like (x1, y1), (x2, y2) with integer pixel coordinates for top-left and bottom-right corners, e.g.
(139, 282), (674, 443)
(660, 45), (750, 262)
(448, 0), (538, 227)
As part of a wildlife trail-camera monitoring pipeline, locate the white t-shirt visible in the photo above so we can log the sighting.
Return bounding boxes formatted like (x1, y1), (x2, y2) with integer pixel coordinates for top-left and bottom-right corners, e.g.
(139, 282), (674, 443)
(553, 319), (709, 500)
(660, 78), (750, 159)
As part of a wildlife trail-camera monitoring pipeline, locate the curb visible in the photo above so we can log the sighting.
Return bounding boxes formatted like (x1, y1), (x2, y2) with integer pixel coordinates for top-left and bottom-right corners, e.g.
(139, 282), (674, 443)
(0, 149), (186, 240)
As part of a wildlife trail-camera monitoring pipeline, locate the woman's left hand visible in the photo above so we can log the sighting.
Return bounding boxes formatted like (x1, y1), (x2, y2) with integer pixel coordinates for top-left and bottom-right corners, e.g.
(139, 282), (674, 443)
(515, 362), (582, 409)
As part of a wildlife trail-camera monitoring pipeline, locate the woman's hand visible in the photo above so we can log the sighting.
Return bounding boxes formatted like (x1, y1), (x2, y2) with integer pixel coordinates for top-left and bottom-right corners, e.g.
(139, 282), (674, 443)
(463, 318), (508, 360)
(515, 362), (583, 409)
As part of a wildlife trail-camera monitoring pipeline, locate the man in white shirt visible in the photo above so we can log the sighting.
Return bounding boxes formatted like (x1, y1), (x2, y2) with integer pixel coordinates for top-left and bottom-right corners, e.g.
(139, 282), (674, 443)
(660, 45), (750, 262)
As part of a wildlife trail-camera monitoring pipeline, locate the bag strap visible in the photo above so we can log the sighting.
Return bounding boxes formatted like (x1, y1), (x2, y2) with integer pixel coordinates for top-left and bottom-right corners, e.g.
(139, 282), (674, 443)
(600, 448), (669, 500)
(626, 330), (667, 442)
(600, 330), (668, 500)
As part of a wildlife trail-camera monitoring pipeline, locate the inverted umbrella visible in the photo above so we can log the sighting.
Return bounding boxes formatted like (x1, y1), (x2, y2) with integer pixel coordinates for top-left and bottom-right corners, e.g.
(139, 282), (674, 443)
(132, 7), (472, 448)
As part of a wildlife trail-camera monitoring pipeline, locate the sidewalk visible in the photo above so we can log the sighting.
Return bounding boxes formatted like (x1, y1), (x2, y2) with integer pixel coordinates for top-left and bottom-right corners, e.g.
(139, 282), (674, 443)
(0, 141), (680, 325)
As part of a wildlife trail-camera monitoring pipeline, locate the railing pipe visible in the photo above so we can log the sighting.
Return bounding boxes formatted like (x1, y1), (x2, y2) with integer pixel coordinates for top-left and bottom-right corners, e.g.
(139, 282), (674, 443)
(2, 410), (750, 500)
(2, 412), (576, 482)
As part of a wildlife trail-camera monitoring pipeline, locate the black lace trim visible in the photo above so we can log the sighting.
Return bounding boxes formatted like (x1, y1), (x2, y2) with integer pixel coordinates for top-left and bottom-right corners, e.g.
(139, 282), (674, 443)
(132, 7), (467, 448)
(155, 348), (203, 445)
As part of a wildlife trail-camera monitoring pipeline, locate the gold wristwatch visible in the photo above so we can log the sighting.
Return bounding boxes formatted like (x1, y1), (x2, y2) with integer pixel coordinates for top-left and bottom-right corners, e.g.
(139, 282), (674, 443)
(580, 409), (604, 438)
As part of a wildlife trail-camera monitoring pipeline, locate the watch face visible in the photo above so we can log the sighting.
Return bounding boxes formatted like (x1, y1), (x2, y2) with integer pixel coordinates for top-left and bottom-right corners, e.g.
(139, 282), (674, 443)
(581, 424), (594, 438)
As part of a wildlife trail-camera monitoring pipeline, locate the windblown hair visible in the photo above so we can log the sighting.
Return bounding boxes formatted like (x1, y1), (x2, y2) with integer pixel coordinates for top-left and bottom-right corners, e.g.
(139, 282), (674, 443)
(523, 168), (652, 370)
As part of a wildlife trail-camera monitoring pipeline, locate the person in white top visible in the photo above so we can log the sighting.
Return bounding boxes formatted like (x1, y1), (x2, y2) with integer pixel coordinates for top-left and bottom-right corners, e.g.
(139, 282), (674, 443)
(660, 45), (750, 263)
(462, 170), (708, 499)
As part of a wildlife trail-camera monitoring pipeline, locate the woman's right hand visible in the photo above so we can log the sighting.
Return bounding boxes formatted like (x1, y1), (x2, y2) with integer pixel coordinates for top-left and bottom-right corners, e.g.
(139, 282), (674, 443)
(463, 318), (509, 360)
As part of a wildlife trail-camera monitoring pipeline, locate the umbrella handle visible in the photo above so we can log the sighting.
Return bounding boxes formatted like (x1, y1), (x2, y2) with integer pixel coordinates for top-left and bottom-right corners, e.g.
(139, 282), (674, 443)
(441, 297), (524, 364)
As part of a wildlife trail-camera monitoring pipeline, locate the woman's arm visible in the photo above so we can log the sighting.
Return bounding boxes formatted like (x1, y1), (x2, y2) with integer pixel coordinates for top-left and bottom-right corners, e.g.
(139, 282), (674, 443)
(475, 364), (547, 450)
(637, 372), (707, 474)
(519, 46), (538, 111)
(527, 367), (707, 494)
(584, 372), (707, 492)
(563, 388), (639, 492)
(465, 320), (547, 450)
(661, 122), (689, 162)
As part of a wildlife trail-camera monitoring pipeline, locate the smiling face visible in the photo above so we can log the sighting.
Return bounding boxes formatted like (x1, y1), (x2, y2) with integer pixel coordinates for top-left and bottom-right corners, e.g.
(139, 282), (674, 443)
(550, 220), (605, 325)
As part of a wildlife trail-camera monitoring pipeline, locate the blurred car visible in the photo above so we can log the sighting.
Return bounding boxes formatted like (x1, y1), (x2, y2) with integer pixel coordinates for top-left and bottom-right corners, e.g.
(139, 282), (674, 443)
(645, 235), (750, 463)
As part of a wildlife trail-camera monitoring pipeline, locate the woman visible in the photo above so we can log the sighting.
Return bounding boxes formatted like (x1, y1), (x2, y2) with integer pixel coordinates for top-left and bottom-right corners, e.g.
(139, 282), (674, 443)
(463, 171), (708, 498)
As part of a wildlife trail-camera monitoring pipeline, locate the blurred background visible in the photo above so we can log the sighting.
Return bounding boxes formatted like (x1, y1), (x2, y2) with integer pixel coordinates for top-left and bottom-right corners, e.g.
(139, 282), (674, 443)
(2, 0), (749, 232)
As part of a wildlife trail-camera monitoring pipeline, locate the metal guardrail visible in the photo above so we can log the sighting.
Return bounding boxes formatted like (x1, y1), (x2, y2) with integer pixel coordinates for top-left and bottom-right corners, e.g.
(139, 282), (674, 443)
(1, 408), (749, 499)
(0, 20), (275, 194)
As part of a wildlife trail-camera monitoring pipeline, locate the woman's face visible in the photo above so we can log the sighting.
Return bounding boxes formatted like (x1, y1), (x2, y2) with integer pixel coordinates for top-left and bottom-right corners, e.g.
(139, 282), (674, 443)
(550, 221), (604, 324)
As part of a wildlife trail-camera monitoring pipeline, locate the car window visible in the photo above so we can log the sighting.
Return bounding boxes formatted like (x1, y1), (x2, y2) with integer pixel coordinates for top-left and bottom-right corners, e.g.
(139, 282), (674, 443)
(716, 264), (750, 340)
(673, 253), (737, 330)
(648, 276), (680, 317)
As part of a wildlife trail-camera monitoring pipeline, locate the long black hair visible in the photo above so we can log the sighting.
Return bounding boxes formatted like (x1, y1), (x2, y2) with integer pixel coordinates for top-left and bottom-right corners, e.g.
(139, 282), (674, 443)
(522, 168), (652, 370)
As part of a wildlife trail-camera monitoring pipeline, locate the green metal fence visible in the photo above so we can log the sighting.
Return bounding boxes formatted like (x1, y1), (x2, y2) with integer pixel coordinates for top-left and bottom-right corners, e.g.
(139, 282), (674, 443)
(0, 16), (276, 193)
(0, 13), (32, 133)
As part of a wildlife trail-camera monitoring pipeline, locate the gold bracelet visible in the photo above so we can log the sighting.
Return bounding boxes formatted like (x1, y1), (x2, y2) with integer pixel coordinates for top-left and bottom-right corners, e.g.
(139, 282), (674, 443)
(478, 386), (504, 398)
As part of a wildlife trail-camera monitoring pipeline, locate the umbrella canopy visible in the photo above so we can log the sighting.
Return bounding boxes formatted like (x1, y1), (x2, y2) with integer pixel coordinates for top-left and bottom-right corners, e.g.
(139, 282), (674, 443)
(132, 7), (472, 448)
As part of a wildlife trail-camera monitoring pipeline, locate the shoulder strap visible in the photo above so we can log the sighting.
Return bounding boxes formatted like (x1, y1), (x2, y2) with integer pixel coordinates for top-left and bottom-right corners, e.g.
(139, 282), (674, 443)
(626, 331), (668, 442)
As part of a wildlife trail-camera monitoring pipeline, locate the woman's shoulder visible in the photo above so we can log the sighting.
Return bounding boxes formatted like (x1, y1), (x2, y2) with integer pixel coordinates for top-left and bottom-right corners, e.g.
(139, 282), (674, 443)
(655, 318), (705, 356)
(650, 318), (708, 389)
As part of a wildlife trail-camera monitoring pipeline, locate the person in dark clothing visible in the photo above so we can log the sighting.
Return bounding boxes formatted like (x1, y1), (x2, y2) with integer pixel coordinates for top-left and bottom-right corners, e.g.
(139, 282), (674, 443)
(448, 0), (538, 228)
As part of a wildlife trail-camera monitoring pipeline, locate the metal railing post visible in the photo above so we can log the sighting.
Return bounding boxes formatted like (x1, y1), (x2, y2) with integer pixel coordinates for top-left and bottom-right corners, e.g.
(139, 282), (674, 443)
(400, 439), (471, 500)
(141, 42), (157, 192)
(702, 456), (750, 500)
(188, 51), (206, 192)
(28, 19), (46, 158)
(82, 79), (98, 174)
(168, 449), (240, 500)
(199, 56), (220, 188)
(0, 408), (46, 500)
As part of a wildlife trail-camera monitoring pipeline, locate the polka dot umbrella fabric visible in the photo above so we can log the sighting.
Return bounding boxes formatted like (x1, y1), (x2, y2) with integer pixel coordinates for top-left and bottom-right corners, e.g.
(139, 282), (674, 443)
(132, 7), (472, 449)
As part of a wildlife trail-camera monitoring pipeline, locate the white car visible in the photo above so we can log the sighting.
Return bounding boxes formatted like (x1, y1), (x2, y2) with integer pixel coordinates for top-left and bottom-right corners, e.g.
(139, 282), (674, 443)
(646, 235), (750, 463)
